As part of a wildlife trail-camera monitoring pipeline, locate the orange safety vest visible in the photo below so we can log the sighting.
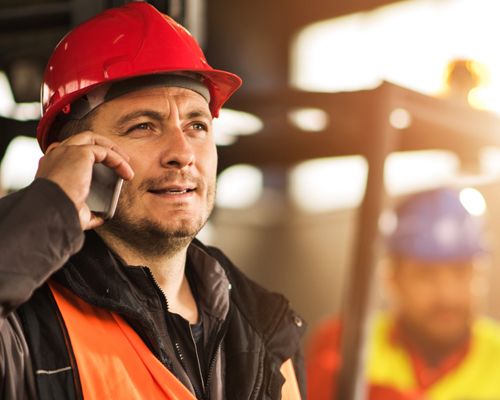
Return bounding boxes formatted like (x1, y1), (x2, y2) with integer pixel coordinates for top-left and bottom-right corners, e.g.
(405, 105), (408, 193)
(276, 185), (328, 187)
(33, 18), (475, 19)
(49, 281), (301, 399)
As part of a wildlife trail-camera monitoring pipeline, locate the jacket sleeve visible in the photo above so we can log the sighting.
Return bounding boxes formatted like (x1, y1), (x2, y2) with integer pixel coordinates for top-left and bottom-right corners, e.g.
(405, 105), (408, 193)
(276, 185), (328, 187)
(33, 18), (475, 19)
(0, 178), (84, 321)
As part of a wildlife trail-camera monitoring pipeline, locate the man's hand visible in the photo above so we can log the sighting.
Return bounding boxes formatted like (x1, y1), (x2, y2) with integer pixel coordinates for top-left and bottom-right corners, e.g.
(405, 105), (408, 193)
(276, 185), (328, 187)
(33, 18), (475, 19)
(36, 132), (134, 230)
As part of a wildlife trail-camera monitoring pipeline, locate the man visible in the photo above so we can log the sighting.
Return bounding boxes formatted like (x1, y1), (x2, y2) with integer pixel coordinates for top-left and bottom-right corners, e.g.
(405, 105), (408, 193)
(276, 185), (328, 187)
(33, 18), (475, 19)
(307, 188), (500, 400)
(0, 3), (305, 399)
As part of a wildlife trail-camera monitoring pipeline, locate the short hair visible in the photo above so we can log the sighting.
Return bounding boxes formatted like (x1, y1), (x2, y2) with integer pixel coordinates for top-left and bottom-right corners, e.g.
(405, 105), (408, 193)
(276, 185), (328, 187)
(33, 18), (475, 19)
(51, 110), (95, 144)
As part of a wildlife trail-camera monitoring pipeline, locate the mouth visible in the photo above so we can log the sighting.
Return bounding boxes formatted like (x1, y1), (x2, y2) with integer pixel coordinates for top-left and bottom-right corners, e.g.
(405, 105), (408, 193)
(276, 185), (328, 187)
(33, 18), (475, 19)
(148, 185), (197, 196)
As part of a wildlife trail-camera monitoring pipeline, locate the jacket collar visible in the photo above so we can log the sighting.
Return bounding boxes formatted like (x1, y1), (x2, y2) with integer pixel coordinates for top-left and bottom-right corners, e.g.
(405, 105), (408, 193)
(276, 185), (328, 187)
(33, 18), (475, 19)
(54, 230), (230, 322)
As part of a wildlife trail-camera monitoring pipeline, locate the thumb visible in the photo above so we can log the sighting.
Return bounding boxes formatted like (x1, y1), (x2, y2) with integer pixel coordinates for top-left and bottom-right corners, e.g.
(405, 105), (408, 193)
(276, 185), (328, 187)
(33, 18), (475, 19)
(79, 205), (105, 231)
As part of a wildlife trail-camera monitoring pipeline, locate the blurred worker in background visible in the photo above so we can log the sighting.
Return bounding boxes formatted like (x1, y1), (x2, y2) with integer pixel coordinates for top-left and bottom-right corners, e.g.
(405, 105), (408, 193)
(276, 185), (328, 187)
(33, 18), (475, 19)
(307, 187), (500, 400)
(0, 3), (305, 399)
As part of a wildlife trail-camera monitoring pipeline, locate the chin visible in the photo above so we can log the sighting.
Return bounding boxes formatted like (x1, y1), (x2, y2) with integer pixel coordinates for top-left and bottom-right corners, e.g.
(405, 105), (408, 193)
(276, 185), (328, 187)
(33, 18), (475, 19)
(427, 324), (469, 345)
(159, 217), (206, 236)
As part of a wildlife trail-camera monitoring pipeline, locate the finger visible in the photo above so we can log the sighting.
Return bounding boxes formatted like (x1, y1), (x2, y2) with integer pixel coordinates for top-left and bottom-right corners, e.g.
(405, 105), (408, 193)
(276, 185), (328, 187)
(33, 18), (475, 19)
(63, 132), (131, 161)
(89, 145), (134, 181)
(45, 141), (62, 154)
(87, 214), (105, 230)
(79, 207), (105, 231)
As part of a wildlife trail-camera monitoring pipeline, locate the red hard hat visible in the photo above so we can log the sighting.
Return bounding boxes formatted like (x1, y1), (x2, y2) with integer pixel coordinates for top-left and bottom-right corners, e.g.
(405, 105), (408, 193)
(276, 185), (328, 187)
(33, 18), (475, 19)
(37, 1), (242, 151)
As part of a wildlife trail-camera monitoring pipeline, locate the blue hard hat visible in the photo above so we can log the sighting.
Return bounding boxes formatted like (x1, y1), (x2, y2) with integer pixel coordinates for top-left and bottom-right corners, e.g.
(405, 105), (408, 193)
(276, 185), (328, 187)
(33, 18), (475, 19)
(386, 188), (487, 262)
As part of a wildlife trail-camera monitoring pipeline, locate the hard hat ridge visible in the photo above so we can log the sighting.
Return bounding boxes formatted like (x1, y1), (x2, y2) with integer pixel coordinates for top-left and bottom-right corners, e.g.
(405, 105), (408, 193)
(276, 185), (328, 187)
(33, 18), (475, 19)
(58, 74), (211, 122)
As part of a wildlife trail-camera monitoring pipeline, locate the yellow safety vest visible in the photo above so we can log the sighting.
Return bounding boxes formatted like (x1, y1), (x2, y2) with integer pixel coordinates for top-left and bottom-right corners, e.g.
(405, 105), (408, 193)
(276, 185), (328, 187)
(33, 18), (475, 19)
(368, 313), (500, 399)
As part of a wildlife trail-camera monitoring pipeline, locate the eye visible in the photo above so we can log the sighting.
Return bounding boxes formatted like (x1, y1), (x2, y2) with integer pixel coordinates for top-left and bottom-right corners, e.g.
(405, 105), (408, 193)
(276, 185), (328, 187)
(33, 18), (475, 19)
(192, 122), (208, 131)
(186, 121), (210, 138)
(124, 122), (154, 135)
(122, 122), (155, 137)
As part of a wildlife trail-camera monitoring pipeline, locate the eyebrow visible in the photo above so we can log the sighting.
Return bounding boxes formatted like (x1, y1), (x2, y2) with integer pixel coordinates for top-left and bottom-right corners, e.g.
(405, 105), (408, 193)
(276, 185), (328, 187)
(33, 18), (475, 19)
(115, 110), (165, 130)
(115, 108), (212, 129)
(185, 108), (212, 121)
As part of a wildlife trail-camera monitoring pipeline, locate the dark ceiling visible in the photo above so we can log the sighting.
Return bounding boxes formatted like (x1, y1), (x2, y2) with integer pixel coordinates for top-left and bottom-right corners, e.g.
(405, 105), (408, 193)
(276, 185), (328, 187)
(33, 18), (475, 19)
(0, 0), (404, 101)
(207, 0), (406, 96)
(0, 0), (405, 162)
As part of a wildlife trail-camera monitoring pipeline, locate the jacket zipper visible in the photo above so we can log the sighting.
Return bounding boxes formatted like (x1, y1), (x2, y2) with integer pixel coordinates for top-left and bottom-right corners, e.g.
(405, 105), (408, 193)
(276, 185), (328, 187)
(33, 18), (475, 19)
(144, 266), (233, 400)
(250, 349), (265, 400)
(188, 324), (206, 389)
(173, 340), (204, 399)
(204, 344), (220, 396)
(143, 267), (205, 399)
(203, 302), (233, 398)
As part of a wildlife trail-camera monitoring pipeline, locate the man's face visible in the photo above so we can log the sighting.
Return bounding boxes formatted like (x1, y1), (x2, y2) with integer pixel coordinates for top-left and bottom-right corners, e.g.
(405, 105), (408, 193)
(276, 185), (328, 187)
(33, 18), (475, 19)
(90, 86), (217, 254)
(387, 258), (481, 346)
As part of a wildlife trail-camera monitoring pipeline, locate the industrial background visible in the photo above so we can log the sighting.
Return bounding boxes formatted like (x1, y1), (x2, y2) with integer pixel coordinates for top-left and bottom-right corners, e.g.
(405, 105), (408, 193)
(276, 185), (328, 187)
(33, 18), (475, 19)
(2, 0), (500, 398)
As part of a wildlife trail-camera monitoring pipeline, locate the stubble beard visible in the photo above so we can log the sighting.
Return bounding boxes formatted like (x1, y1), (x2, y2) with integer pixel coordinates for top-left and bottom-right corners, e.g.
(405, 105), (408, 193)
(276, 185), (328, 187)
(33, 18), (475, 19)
(101, 179), (215, 259)
(399, 307), (472, 352)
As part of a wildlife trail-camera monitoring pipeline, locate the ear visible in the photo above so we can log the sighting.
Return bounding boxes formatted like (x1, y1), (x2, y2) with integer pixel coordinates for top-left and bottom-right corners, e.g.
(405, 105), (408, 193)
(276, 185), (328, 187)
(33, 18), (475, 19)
(471, 255), (491, 307)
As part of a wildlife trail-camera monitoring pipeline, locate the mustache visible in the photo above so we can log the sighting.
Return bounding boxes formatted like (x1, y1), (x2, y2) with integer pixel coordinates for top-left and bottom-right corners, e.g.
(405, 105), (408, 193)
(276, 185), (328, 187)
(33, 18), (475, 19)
(137, 171), (202, 191)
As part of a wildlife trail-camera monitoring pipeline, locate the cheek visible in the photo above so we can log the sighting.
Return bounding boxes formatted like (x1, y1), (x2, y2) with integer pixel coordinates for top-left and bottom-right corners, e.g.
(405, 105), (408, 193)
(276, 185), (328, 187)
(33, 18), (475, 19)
(122, 143), (156, 177)
(117, 156), (150, 201)
(398, 281), (435, 312)
(197, 144), (218, 176)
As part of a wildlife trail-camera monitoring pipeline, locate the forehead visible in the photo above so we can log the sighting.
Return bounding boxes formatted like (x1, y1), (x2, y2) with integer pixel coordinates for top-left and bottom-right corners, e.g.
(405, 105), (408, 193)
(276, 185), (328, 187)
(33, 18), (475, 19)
(98, 86), (211, 116)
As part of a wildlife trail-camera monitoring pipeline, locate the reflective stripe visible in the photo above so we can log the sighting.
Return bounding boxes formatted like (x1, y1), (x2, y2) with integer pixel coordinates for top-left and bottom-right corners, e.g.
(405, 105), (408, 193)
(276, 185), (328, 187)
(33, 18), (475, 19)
(36, 367), (72, 375)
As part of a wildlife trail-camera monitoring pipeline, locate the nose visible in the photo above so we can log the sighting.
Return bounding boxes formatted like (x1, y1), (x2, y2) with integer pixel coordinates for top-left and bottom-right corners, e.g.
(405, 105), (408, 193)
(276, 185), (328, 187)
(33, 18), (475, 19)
(159, 124), (195, 169)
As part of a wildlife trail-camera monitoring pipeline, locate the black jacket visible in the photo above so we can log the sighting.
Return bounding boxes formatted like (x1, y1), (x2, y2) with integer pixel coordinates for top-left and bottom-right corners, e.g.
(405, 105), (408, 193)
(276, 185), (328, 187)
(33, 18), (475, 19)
(0, 179), (306, 399)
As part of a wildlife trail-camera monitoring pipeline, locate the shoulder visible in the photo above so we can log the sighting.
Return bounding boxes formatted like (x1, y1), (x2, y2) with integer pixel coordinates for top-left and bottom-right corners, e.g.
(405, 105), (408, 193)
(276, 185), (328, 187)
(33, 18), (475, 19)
(191, 239), (306, 345)
(472, 317), (500, 347)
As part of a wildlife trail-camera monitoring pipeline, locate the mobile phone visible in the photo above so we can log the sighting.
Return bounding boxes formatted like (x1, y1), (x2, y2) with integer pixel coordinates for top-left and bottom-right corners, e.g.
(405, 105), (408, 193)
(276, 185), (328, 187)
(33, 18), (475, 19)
(86, 163), (123, 220)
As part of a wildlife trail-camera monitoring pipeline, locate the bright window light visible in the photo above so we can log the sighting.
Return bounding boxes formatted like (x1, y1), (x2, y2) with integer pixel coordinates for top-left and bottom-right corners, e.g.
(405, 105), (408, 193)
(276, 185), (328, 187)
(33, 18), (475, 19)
(379, 209), (398, 236)
(385, 150), (459, 196)
(480, 146), (500, 176)
(389, 108), (412, 130)
(11, 103), (41, 120)
(0, 71), (15, 116)
(0, 70), (41, 120)
(291, 0), (500, 114)
(216, 164), (263, 208)
(290, 151), (460, 213)
(1, 136), (43, 190)
(460, 187), (487, 216)
(213, 109), (263, 146)
(288, 107), (329, 132)
(289, 156), (368, 212)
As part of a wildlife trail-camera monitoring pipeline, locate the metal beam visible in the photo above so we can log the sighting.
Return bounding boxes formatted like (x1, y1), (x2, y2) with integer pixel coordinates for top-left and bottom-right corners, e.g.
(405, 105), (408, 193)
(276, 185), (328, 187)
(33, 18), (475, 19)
(219, 82), (500, 172)
(335, 83), (398, 400)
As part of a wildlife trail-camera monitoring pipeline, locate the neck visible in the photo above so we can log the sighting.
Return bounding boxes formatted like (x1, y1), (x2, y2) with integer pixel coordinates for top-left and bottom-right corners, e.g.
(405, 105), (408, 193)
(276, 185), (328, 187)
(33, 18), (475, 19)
(96, 229), (199, 323)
